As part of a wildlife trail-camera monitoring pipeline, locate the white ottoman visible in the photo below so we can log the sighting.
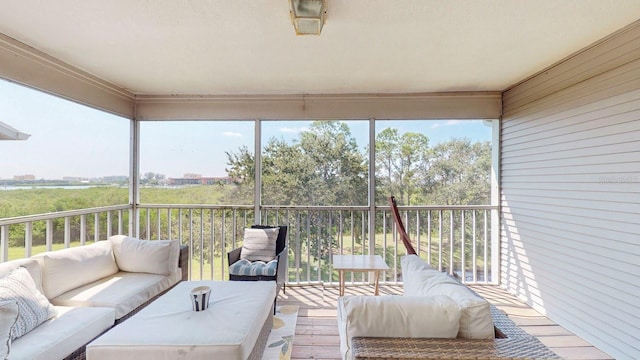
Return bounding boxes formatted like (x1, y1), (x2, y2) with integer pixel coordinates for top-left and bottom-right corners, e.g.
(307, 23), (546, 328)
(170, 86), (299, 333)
(87, 280), (276, 360)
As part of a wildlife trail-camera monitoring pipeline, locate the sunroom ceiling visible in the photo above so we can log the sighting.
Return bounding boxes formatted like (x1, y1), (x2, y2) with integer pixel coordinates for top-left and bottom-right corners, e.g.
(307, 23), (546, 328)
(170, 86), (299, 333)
(1, 0), (639, 97)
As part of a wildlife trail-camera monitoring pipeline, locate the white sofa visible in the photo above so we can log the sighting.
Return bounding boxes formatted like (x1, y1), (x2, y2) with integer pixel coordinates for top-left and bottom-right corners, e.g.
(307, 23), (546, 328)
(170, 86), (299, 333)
(336, 254), (494, 360)
(0, 235), (184, 360)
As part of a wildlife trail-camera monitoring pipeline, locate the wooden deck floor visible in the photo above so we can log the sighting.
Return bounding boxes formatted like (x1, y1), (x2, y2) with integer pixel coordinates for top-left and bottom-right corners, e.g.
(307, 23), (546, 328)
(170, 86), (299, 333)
(276, 284), (613, 360)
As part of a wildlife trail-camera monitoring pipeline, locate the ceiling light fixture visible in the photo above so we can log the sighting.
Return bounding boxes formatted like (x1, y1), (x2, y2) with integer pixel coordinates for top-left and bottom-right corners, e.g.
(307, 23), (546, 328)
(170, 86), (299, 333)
(289, 0), (326, 35)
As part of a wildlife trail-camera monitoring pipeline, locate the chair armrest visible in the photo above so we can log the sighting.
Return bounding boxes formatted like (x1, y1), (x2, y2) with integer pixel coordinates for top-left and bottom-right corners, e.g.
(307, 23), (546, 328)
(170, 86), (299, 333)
(228, 247), (242, 266)
(275, 246), (288, 284)
(178, 245), (189, 281)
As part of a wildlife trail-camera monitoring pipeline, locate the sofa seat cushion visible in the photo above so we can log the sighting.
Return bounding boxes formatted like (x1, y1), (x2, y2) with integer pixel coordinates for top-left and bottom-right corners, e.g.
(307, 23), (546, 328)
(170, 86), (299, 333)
(10, 306), (114, 360)
(36, 241), (119, 299)
(337, 295), (461, 360)
(50, 271), (180, 319)
(229, 258), (278, 277)
(401, 255), (494, 339)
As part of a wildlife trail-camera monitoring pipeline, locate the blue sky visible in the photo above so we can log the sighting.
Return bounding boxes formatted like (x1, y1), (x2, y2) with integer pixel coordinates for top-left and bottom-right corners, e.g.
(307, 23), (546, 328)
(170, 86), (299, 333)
(1, 79), (492, 179)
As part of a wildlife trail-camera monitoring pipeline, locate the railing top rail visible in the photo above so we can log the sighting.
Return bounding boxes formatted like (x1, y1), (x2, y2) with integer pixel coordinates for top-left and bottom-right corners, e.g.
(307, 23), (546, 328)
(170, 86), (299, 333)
(0, 204), (131, 226)
(379, 204), (498, 211)
(137, 204), (254, 210)
(1, 203), (498, 226)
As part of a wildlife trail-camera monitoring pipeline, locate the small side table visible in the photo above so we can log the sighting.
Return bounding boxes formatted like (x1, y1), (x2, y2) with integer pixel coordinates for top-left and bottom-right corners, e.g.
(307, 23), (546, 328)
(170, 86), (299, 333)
(333, 254), (389, 296)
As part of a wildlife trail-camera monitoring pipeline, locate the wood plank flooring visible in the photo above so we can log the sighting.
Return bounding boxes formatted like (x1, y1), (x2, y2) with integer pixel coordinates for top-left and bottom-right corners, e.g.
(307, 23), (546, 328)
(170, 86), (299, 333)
(276, 284), (613, 360)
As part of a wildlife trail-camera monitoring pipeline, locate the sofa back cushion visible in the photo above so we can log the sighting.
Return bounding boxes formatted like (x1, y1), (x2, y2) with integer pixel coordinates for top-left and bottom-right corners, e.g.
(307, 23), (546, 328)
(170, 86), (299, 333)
(337, 295), (461, 360)
(401, 255), (494, 339)
(0, 258), (43, 294)
(109, 235), (179, 276)
(38, 241), (119, 299)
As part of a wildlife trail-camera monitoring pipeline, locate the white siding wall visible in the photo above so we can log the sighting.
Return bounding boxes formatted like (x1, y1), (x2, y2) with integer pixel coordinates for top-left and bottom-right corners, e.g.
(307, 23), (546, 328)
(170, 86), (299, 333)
(501, 21), (640, 360)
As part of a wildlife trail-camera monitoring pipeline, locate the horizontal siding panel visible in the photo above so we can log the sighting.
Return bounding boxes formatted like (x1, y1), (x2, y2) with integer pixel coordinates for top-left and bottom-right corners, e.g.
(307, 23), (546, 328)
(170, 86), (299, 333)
(499, 187), (637, 205)
(501, 253), (640, 356)
(500, 181), (640, 194)
(504, 20), (640, 109)
(502, 109), (640, 151)
(499, 235), (639, 308)
(503, 58), (640, 120)
(501, 193), (639, 223)
(501, 23), (640, 359)
(501, 206), (640, 260)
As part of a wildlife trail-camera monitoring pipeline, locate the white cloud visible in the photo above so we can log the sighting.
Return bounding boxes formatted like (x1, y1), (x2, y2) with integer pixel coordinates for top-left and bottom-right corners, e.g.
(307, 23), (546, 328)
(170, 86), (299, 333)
(431, 120), (462, 129)
(223, 131), (242, 137)
(279, 126), (308, 133)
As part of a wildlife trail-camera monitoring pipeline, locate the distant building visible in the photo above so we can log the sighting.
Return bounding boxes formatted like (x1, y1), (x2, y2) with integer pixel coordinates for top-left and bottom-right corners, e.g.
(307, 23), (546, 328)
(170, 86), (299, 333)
(63, 176), (87, 182)
(102, 175), (128, 183)
(13, 174), (35, 181)
(168, 176), (235, 186)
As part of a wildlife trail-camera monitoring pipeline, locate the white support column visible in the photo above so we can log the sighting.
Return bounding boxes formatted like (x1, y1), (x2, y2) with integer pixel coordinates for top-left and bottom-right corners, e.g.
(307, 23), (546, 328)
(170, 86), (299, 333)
(368, 118), (376, 255)
(490, 120), (501, 285)
(129, 119), (140, 237)
(254, 119), (262, 223)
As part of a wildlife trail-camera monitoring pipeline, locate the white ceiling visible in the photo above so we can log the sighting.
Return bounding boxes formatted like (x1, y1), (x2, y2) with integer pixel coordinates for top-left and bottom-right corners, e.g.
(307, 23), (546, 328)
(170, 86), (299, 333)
(1, 0), (640, 96)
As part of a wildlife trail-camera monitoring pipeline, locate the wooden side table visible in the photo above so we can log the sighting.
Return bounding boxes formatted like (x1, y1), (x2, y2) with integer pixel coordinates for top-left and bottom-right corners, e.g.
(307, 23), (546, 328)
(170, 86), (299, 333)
(333, 255), (389, 296)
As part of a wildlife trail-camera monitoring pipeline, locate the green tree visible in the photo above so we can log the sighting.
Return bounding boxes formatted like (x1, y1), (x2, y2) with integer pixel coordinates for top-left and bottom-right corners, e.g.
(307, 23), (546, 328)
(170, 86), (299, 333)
(424, 138), (491, 205)
(375, 129), (430, 205)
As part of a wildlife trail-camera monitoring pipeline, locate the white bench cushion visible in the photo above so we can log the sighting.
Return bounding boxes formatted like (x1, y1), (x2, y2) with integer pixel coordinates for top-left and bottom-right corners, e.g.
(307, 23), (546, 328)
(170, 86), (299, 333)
(337, 295), (461, 360)
(87, 281), (276, 360)
(401, 255), (494, 339)
(10, 306), (114, 360)
(50, 271), (180, 319)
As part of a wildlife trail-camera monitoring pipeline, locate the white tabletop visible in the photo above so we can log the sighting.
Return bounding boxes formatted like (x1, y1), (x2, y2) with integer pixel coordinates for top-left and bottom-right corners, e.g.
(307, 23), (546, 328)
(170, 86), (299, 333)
(333, 254), (389, 271)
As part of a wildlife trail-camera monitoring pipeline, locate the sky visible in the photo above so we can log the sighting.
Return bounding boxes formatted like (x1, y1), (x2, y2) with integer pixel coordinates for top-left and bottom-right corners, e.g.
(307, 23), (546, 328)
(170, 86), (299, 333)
(0, 79), (493, 180)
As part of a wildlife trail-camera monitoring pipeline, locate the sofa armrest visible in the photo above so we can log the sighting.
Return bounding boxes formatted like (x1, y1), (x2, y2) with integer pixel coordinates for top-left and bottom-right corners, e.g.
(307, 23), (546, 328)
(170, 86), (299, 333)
(178, 245), (189, 281)
(337, 295), (461, 360)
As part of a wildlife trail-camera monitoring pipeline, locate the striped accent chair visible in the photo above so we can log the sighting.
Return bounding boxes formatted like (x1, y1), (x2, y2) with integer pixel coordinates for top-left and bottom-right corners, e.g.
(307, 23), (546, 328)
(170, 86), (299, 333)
(227, 225), (288, 295)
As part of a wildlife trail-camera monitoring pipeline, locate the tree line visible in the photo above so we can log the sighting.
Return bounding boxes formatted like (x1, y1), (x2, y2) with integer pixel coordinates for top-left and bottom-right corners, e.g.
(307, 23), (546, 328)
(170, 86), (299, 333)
(224, 121), (491, 206)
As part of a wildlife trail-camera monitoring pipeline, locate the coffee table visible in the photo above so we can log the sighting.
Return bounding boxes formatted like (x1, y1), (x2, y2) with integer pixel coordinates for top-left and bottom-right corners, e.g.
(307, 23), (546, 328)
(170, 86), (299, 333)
(333, 255), (389, 296)
(86, 280), (276, 360)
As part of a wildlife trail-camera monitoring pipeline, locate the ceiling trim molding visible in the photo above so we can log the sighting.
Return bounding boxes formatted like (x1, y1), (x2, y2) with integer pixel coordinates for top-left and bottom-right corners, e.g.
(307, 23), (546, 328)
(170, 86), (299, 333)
(0, 33), (135, 118)
(134, 92), (502, 120)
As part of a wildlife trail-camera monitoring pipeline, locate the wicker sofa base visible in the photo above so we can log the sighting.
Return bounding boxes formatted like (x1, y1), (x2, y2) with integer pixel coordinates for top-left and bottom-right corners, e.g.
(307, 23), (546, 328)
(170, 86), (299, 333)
(351, 305), (561, 360)
(352, 336), (560, 360)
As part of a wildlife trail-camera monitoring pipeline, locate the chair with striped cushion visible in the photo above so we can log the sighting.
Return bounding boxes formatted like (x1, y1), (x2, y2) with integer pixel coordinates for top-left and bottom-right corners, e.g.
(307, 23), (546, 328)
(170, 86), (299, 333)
(227, 225), (288, 296)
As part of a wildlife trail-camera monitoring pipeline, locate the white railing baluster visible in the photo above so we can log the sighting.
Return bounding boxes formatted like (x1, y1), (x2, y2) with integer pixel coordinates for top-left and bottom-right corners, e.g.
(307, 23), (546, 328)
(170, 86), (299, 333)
(25, 222), (32, 257)
(1, 204), (495, 284)
(461, 210), (465, 282)
(1, 226), (9, 262)
(80, 215), (86, 246)
(46, 219), (53, 251)
(64, 217), (71, 248)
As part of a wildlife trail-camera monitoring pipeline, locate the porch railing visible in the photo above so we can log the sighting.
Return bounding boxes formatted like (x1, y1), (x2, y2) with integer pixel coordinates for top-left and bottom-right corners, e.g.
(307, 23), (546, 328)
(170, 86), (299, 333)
(1, 204), (497, 285)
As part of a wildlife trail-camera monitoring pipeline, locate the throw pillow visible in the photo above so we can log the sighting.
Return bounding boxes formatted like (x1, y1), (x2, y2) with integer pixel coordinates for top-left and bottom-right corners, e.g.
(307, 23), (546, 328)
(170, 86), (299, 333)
(109, 235), (180, 275)
(240, 227), (279, 262)
(0, 267), (56, 340)
(0, 300), (18, 360)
